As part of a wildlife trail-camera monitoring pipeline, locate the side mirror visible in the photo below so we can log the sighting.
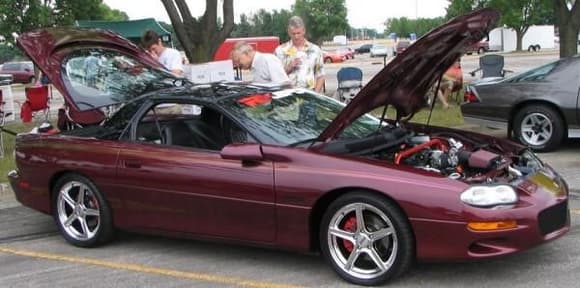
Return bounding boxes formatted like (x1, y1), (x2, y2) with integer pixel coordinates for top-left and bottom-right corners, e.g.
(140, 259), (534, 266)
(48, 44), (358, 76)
(220, 143), (264, 162)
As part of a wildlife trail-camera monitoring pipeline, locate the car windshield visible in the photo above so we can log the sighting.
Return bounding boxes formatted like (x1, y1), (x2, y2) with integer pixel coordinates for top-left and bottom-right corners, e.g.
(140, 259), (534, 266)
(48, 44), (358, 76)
(220, 89), (382, 146)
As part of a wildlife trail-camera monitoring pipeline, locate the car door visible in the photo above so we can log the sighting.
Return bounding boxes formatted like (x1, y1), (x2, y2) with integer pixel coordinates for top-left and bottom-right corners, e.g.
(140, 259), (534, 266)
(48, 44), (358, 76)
(114, 101), (276, 243)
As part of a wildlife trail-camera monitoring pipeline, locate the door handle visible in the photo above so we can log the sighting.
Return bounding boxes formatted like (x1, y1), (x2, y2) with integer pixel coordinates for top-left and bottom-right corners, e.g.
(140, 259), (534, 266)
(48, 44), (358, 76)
(124, 160), (142, 169)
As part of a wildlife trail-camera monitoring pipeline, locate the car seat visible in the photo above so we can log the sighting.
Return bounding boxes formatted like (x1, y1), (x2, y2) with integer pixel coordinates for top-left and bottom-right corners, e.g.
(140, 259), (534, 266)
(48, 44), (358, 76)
(336, 67), (363, 103)
(469, 55), (512, 78)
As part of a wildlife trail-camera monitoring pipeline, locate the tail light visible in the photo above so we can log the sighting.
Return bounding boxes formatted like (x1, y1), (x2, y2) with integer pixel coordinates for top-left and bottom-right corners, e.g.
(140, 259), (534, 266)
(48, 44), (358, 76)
(464, 89), (479, 103)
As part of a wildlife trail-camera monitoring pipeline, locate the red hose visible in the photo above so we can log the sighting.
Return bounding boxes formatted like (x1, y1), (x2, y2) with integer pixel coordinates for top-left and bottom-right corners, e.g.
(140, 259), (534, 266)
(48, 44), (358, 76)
(395, 138), (446, 165)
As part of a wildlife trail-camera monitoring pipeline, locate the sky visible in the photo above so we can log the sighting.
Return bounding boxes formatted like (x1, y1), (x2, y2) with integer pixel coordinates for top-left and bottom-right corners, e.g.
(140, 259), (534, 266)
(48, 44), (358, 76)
(102, 0), (449, 31)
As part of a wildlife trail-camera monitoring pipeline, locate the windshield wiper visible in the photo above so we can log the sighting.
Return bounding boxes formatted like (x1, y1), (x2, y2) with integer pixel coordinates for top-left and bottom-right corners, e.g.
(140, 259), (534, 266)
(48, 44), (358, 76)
(288, 137), (319, 148)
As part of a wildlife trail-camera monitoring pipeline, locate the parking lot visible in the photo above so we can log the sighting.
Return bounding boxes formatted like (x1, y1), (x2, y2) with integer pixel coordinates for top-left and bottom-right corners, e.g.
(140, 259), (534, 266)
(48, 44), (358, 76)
(1, 50), (579, 287)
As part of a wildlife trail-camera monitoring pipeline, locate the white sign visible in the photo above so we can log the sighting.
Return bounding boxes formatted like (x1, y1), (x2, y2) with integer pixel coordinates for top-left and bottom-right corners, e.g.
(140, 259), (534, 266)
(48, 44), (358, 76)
(188, 60), (235, 84)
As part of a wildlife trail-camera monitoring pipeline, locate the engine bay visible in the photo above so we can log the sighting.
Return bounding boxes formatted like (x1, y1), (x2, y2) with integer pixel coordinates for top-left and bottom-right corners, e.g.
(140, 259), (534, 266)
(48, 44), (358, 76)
(323, 125), (543, 184)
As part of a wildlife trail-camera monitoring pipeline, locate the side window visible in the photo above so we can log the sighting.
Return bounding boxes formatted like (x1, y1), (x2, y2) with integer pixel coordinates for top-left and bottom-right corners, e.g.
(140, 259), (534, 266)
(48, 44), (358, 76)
(508, 61), (558, 83)
(135, 102), (254, 150)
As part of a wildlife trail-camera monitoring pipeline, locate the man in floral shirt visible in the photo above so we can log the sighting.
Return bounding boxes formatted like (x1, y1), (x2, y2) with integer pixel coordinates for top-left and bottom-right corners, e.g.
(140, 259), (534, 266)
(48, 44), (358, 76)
(275, 16), (325, 93)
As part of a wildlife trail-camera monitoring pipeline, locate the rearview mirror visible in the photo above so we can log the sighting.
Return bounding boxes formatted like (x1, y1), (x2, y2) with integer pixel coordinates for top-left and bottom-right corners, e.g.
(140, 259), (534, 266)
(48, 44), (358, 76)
(220, 143), (263, 162)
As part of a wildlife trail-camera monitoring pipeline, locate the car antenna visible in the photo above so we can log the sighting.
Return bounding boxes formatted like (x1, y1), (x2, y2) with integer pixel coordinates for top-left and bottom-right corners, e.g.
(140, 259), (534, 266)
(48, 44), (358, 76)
(427, 75), (444, 125)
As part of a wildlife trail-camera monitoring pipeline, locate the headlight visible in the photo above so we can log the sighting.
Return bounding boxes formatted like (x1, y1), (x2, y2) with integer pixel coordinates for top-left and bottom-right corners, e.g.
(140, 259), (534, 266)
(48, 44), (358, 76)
(460, 185), (517, 208)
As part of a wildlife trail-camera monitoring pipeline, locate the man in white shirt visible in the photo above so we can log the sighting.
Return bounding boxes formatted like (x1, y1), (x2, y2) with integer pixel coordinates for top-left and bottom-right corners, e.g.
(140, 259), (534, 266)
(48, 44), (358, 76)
(141, 30), (184, 76)
(230, 41), (289, 85)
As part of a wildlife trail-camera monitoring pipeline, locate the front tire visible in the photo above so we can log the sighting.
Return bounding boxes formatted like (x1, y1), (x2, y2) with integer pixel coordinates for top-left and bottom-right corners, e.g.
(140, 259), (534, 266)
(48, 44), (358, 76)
(513, 105), (564, 152)
(52, 174), (114, 247)
(320, 192), (414, 286)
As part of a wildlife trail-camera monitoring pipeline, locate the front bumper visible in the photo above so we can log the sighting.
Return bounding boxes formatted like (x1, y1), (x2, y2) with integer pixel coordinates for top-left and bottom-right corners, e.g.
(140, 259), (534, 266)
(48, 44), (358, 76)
(412, 170), (570, 261)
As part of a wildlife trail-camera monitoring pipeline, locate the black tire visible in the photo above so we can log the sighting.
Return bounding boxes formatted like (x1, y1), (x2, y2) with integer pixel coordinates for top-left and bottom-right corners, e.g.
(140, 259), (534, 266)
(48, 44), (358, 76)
(52, 174), (114, 247)
(28, 76), (36, 84)
(477, 47), (485, 54)
(324, 57), (332, 63)
(319, 192), (414, 286)
(535, 44), (541, 51)
(513, 105), (564, 152)
(528, 45), (535, 52)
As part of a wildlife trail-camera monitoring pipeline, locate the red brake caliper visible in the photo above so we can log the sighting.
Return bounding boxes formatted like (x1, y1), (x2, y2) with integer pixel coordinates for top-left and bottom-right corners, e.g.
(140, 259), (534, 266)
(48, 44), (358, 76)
(341, 216), (357, 253)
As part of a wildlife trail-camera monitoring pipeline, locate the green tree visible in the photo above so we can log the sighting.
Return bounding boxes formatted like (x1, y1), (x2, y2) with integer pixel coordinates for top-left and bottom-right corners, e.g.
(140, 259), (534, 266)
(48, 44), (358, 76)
(0, 0), (52, 45)
(488, 0), (552, 51)
(554, 0), (579, 57)
(385, 17), (445, 38)
(231, 9), (292, 42)
(445, 0), (489, 19)
(99, 3), (129, 21)
(292, 0), (349, 44)
(161, 0), (234, 63)
(54, 0), (105, 25)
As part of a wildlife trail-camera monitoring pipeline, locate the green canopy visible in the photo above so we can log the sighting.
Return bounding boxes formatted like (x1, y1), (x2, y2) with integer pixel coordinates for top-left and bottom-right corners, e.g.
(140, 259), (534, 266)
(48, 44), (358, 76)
(75, 18), (173, 47)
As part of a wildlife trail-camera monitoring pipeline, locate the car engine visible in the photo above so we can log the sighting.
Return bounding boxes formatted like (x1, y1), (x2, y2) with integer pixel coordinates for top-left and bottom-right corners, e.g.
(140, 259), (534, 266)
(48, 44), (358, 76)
(323, 126), (543, 183)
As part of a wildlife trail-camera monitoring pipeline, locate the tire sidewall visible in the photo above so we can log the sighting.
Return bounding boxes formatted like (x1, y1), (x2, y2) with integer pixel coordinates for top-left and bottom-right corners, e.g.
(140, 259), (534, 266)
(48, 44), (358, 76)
(513, 105), (564, 152)
(51, 174), (114, 247)
(319, 192), (414, 286)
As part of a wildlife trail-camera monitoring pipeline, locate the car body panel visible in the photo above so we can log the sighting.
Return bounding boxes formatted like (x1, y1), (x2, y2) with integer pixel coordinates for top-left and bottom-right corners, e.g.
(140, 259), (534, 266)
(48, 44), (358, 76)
(461, 56), (580, 135)
(8, 10), (570, 282)
(354, 43), (372, 54)
(370, 44), (389, 57)
(322, 50), (345, 63)
(0, 61), (34, 83)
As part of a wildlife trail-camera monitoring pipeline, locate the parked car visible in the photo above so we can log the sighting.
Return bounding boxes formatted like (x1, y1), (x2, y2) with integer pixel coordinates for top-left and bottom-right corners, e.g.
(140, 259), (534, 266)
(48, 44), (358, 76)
(461, 55), (580, 151)
(322, 50), (345, 63)
(354, 43), (372, 54)
(0, 73), (13, 86)
(336, 47), (355, 59)
(466, 40), (490, 54)
(0, 61), (35, 84)
(12, 9), (570, 286)
(393, 40), (411, 56)
(369, 44), (389, 57)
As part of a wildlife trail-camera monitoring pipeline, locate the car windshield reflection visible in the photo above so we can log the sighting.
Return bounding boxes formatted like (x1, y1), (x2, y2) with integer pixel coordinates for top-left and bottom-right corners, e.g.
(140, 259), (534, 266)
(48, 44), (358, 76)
(220, 89), (382, 146)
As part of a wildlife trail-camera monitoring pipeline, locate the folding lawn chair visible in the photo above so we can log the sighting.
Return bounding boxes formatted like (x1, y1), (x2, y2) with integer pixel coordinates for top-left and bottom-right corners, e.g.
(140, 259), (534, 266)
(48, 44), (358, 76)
(336, 67), (363, 103)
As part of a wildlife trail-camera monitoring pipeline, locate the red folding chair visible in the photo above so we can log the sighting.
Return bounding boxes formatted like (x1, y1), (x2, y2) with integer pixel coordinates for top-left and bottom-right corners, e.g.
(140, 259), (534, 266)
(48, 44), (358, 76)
(21, 85), (50, 123)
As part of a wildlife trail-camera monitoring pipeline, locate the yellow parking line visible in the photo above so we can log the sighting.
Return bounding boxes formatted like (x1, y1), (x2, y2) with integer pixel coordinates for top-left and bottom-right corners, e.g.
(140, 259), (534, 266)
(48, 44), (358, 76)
(0, 246), (302, 288)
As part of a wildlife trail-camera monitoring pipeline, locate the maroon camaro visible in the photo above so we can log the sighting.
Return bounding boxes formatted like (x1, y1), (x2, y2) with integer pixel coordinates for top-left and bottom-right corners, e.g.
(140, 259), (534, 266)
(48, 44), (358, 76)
(10, 9), (570, 286)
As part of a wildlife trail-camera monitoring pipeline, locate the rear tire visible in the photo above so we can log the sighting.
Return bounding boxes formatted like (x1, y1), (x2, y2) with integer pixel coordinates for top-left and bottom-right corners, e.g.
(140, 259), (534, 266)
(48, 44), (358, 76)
(325, 57), (332, 63)
(513, 105), (564, 152)
(477, 47), (485, 54)
(320, 192), (414, 286)
(52, 174), (114, 247)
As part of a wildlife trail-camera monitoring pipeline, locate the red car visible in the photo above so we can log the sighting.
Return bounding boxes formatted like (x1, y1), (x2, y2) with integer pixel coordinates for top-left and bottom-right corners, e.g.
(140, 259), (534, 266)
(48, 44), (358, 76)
(0, 61), (35, 84)
(323, 50), (345, 63)
(336, 47), (355, 59)
(11, 9), (569, 286)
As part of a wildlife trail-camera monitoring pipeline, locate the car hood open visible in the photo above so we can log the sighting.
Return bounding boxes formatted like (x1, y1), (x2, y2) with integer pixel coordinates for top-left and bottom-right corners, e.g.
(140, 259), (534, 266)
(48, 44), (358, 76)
(16, 27), (168, 111)
(317, 8), (499, 142)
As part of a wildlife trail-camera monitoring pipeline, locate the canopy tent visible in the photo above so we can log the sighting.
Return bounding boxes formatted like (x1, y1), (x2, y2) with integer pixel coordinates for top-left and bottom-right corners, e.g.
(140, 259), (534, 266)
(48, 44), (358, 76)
(75, 18), (173, 47)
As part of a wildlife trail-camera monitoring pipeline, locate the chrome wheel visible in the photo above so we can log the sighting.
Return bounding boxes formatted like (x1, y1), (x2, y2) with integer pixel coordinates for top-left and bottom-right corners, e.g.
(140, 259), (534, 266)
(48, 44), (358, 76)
(327, 202), (398, 280)
(56, 181), (101, 241)
(520, 112), (552, 147)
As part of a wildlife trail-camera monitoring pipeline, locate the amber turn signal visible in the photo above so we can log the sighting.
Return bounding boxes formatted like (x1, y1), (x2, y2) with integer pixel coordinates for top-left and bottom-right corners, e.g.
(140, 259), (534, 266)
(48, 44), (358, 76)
(468, 220), (517, 231)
